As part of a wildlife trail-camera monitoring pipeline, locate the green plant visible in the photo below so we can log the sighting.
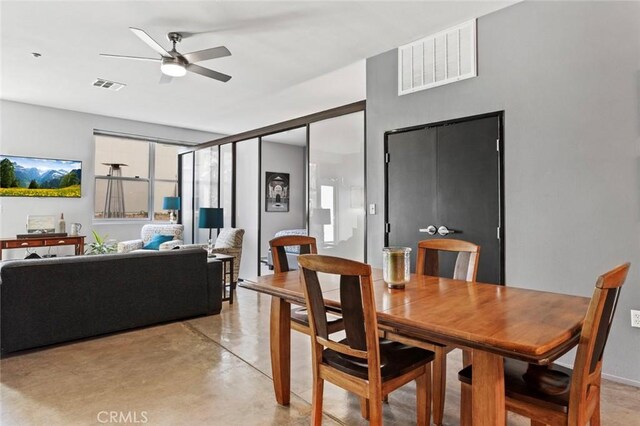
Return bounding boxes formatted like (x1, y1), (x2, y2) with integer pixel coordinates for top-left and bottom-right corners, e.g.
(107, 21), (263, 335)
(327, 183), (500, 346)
(85, 230), (116, 255)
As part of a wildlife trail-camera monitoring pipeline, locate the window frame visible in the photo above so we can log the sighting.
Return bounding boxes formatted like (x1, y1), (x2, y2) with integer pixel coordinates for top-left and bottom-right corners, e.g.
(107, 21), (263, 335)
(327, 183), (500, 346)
(93, 132), (190, 224)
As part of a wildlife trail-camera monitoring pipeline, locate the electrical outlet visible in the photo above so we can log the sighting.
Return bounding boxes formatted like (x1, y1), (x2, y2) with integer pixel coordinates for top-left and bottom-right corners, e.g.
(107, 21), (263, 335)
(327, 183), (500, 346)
(631, 310), (640, 328)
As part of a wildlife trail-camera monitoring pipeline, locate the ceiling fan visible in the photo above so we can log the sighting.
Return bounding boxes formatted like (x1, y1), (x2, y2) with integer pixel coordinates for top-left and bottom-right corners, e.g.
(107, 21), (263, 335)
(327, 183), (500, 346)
(100, 27), (231, 84)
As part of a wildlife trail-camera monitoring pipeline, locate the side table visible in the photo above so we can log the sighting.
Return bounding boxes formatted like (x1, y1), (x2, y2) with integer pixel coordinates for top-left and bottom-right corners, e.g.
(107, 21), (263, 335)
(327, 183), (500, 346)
(208, 253), (235, 304)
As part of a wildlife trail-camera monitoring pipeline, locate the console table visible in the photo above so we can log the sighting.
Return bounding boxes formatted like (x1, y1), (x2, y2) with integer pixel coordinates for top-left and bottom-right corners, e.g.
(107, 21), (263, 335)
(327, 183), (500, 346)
(0, 235), (85, 260)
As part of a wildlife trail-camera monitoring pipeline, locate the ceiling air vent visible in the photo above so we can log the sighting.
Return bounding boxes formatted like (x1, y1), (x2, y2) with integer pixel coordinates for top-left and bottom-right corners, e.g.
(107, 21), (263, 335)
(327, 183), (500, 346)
(92, 78), (126, 91)
(398, 19), (476, 96)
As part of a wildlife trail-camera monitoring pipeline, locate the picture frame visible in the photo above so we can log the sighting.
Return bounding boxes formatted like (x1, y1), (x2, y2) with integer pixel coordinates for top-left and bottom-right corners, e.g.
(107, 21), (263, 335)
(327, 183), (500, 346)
(0, 154), (82, 198)
(265, 172), (290, 212)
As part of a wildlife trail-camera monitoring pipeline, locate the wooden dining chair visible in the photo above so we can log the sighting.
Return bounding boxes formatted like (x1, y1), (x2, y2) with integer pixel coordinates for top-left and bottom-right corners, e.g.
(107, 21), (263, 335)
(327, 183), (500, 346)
(458, 262), (630, 426)
(382, 238), (480, 426)
(269, 235), (343, 335)
(298, 254), (435, 426)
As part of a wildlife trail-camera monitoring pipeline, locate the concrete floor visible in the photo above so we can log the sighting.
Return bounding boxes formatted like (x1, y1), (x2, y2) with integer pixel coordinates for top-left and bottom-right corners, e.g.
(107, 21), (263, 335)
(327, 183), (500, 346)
(1, 287), (639, 425)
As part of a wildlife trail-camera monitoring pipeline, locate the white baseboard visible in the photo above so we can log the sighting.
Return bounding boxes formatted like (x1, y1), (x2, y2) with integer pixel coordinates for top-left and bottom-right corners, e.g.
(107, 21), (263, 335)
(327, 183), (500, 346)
(554, 361), (640, 388)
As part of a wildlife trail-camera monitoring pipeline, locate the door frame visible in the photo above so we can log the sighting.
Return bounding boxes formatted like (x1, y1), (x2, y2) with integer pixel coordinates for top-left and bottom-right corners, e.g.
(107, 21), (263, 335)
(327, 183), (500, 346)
(383, 111), (505, 283)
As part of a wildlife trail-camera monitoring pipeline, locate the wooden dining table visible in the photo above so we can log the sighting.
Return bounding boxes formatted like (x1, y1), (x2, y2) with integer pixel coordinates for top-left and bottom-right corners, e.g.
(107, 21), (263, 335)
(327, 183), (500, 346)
(240, 269), (590, 425)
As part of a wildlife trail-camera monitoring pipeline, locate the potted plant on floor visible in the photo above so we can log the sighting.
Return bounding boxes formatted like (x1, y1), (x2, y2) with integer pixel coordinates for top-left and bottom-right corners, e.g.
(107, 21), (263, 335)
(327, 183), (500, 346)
(85, 230), (116, 255)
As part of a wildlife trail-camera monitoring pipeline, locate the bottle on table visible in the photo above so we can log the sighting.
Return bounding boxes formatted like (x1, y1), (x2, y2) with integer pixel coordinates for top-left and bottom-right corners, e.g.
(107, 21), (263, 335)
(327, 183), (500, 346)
(58, 213), (66, 234)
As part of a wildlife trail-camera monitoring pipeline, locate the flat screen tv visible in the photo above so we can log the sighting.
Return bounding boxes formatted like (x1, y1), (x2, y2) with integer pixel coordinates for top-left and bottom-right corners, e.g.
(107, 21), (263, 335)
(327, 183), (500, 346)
(0, 155), (82, 198)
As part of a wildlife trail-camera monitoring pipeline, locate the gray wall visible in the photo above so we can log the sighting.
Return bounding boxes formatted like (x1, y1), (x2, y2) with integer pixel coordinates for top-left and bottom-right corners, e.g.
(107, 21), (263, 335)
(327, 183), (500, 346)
(260, 141), (306, 258)
(0, 100), (221, 258)
(366, 1), (640, 385)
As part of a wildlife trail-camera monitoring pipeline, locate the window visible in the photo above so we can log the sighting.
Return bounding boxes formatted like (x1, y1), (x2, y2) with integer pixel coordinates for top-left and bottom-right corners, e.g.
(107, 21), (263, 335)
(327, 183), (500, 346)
(94, 134), (187, 221)
(153, 143), (180, 221)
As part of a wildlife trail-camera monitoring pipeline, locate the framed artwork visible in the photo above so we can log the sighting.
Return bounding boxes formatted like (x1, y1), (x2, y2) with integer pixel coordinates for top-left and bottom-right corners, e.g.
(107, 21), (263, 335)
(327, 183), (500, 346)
(265, 172), (289, 212)
(0, 155), (82, 198)
(26, 215), (56, 233)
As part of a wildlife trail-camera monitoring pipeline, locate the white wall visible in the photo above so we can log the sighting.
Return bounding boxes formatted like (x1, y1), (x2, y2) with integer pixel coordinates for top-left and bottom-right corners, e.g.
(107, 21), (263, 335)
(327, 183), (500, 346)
(0, 100), (221, 259)
(366, 1), (640, 385)
(260, 141), (306, 260)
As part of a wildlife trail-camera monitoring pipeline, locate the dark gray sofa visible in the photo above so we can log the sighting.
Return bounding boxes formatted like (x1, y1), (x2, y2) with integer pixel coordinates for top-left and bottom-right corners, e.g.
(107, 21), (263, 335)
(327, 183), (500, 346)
(0, 248), (221, 355)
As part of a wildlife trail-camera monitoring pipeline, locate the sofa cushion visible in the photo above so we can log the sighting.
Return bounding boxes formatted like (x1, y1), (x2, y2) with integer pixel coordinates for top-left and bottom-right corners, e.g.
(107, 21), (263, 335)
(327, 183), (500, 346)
(143, 234), (174, 250)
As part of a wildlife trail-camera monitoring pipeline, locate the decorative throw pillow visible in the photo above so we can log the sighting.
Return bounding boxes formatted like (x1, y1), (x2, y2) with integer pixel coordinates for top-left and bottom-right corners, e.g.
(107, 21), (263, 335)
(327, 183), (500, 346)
(143, 234), (174, 250)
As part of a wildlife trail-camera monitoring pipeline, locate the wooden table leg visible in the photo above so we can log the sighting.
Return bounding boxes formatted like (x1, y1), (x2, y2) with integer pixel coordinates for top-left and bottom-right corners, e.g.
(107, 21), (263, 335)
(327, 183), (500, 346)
(229, 259), (234, 304)
(270, 296), (291, 405)
(432, 346), (447, 426)
(471, 350), (505, 426)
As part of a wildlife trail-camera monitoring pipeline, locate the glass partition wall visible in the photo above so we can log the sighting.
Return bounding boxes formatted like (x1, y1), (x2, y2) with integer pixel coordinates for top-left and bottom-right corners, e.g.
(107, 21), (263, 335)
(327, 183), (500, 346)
(260, 128), (308, 275)
(178, 152), (194, 244)
(180, 145), (234, 245)
(194, 147), (219, 244)
(235, 139), (259, 279)
(178, 103), (365, 281)
(309, 112), (366, 261)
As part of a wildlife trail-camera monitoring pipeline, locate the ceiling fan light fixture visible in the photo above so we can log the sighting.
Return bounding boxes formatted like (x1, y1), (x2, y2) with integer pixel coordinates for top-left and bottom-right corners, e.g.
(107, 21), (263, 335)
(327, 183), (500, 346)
(161, 59), (186, 77)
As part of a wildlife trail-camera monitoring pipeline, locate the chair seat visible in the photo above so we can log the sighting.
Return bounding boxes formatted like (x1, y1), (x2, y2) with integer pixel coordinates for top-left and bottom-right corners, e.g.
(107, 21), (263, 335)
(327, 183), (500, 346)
(291, 307), (344, 334)
(324, 339), (434, 381)
(458, 358), (572, 413)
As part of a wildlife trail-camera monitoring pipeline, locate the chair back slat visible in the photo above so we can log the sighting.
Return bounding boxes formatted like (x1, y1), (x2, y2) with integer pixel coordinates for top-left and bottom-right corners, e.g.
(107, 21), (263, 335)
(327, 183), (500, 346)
(589, 287), (620, 373)
(298, 255), (376, 360)
(416, 239), (480, 281)
(301, 266), (329, 339)
(453, 251), (472, 280)
(270, 235), (317, 274)
(273, 246), (290, 272)
(340, 275), (367, 351)
(420, 248), (440, 276)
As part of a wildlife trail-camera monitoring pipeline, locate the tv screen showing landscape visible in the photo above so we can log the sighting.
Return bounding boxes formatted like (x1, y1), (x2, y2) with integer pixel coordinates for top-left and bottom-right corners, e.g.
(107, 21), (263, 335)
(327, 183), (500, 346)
(0, 155), (82, 198)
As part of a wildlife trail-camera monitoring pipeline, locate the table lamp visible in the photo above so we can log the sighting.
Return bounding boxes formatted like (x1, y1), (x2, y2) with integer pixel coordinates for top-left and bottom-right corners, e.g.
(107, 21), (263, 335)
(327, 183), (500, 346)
(198, 207), (224, 256)
(162, 196), (181, 224)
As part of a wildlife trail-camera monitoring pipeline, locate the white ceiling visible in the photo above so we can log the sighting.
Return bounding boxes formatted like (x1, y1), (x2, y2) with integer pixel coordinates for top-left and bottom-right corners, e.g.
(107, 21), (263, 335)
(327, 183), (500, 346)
(0, 1), (515, 138)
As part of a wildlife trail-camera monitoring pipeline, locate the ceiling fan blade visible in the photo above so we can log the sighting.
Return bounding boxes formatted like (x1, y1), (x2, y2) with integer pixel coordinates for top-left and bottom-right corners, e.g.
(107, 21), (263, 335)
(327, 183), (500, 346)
(159, 74), (173, 84)
(182, 46), (231, 64)
(100, 53), (161, 62)
(186, 64), (232, 82)
(129, 27), (172, 57)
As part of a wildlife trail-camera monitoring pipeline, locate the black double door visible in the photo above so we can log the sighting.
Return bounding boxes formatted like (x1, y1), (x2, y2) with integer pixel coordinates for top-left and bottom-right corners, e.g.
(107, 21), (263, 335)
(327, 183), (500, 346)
(385, 113), (503, 284)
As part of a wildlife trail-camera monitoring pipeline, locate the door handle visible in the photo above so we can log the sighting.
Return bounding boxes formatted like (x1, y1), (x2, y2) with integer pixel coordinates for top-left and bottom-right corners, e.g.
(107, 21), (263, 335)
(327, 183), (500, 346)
(437, 225), (457, 236)
(419, 225), (437, 235)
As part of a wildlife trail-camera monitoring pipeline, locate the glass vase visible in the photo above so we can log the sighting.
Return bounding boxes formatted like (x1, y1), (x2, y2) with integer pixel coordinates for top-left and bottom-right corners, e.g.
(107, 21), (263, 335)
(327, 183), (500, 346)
(382, 247), (411, 289)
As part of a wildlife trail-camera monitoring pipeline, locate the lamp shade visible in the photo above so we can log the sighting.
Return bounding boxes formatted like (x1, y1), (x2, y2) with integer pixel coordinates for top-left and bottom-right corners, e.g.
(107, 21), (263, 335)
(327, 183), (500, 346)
(199, 207), (224, 229)
(163, 196), (181, 210)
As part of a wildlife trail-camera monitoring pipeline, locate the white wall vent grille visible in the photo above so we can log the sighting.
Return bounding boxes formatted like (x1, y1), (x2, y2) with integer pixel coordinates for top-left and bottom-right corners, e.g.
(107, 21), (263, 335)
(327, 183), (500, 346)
(398, 19), (476, 96)
(92, 78), (126, 91)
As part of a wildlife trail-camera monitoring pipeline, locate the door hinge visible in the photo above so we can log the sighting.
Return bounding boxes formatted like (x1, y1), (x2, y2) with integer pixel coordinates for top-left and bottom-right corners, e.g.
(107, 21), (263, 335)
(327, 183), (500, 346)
(496, 139), (500, 152)
(385, 153), (390, 163)
(385, 223), (391, 233)
(497, 226), (501, 240)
